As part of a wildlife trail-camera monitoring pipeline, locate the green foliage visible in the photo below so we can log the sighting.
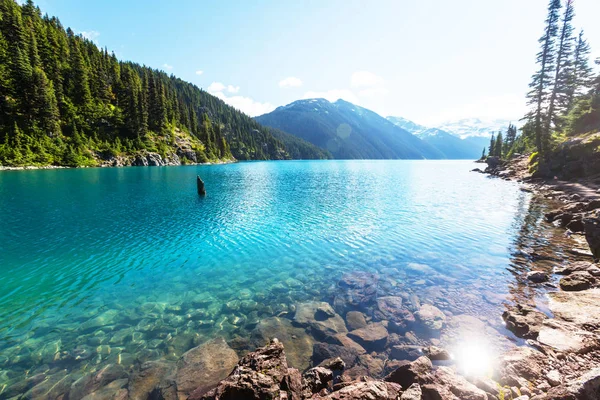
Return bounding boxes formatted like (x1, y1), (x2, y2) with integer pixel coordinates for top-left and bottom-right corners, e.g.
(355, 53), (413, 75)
(0, 0), (327, 167)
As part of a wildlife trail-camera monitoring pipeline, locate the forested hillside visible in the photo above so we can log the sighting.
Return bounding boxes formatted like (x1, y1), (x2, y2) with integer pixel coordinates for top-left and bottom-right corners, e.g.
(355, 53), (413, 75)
(0, 0), (328, 167)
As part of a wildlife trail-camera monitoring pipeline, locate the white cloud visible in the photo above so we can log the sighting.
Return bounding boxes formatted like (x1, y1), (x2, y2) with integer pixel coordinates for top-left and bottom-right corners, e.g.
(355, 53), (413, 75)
(207, 83), (274, 116)
(279, 77), (303, 88)
(163, 63), (173, 70)
(195, 70), (203, 75)
(302, 89), (360, 104)
(358, 87), (390, 97)
(351, 71), (384, 88)
(80, 30), (100, 44)
(207, 82), (226, 92)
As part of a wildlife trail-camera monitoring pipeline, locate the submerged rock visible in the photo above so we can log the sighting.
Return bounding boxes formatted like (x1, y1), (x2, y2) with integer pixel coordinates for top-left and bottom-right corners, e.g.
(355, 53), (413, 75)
(347, 323), (388, 352)
(293, 301), (348, 340)
(415, 304), (446, 332)
(175, 337), (239, 397)
(345, 311), (368, 331)
(526, 270), (549, 283)
(384, 356), (432, 389)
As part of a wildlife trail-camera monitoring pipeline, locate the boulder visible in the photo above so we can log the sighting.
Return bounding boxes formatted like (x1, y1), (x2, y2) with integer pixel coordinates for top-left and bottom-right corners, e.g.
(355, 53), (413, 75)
(556, 261), (594, 275)
(252, 317), (316, 371)
(497, 347), (546, 388)
(69, 364), (129, 400)
(128, 361), (176, 400)
(426, 366), (488, 400)
(336, 271), (379, 310)
(502, 304), (547, 339)
(321, 381), (402, 400)
(424, 346), (451, 361)
(559, 271), (595, 291)
(415, 304), (446, 332)
(526, 270), (549, 283)
(400, 383), (422, 400)
(176, 337), (239, 398)
(194, 339), (302, 400)
(546, 368), (600, 400)
(303, 367), (334, 394)
(584, 216), (600, 260)
(537, 319), (599, 354)
(345, 311), (368, 331)
(331, 334), (367, 354)
(294, 301), (348, 340)
(549, 289), (600, 326)
(384, 356), (432, 389)
(312, 343), (361, 368)
(347, 323), (389, 351)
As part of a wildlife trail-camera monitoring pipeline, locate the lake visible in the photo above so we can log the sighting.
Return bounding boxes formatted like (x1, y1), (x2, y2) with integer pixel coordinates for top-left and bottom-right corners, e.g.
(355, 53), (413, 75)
(0, 160), (532, 396)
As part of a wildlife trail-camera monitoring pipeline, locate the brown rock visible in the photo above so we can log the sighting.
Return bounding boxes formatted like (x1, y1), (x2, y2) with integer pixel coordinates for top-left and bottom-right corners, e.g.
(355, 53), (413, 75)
(322, 381), (402, 400)
(390, 345), (423, 361)
(556, 261), (594, 275)
(345, 311), (368, 331)
(415, 304), (446, 332)
(312, 343), (361, 368)
(549, 289), (600, 326)
(384, 356), (432, 389)
(502, 303), (547, 339)
(537, 319), (599, 354)
(559, 271), (595, 291)
(498, 347), (546, 388)
(347, 323), (389, 352)
(424, 346), (451, 361)
(294, 301), (348, 340)
(128, 361), (176, 400)
(176, 337), (238, 398)
(428, 366), (488, 400)
(527, 270), (549, 283)
(546, 367), (600, 399)
(331, 334), (367, 355)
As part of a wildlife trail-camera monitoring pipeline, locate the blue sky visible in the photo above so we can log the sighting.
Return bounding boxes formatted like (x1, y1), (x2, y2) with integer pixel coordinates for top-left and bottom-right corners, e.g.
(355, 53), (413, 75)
(30, 0), (600, 125)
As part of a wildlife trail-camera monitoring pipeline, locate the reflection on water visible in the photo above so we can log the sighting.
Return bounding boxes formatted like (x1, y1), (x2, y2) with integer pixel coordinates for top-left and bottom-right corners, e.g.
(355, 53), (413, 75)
(0, 161), (533, 397)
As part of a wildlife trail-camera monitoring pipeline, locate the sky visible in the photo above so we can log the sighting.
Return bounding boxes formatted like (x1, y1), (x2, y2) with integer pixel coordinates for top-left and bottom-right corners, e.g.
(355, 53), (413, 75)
(28, 0), (600, 126)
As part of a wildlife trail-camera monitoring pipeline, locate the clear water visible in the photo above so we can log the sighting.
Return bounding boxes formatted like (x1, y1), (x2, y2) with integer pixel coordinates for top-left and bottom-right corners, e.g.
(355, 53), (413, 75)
(0, 160), (531, 395)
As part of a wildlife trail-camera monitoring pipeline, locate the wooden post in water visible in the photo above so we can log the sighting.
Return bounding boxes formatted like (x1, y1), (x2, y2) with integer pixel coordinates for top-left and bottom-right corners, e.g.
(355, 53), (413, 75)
(197, 175), (206, 196)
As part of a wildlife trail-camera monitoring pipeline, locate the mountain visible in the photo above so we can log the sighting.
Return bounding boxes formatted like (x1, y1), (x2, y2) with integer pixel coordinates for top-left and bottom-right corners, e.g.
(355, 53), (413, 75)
(387, 116), (512, 159)
(256, 99), (444, 160)
(0, 0), (327, 167)
(435, 118), (512, 139)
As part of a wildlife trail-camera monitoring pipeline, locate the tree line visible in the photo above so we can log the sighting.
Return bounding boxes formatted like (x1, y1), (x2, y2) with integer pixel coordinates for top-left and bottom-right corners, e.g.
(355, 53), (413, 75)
(522, 0), (599, 158)
(0, 0), (329, 167)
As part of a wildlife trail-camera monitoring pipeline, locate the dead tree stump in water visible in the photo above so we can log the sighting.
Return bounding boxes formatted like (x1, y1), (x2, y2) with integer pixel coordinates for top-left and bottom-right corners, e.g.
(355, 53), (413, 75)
(197, 175), (206, 196)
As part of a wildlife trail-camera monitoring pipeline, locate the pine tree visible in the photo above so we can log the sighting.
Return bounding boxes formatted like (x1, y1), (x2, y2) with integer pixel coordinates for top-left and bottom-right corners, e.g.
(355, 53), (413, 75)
(525, 0), (561, 156)
(564, 30), (594, 109)
(495, 132), (504, 158)
(545, 0), (574, 133)
(481, 147), (486, 160)
(504, 124), (517, 153)
(489, 133), (496, 157)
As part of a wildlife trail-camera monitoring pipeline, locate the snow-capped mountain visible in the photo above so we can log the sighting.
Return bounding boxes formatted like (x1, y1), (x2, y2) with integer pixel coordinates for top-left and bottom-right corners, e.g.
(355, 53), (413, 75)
(385, 117), (428, 136)
(435, 118), (513, 139)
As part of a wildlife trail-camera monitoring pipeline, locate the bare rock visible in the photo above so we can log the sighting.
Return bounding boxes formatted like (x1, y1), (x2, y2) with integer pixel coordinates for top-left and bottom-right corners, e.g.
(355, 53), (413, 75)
(559, 271), (595, 291)
(502, 304), (547, 339)
(347, 323), (389, 352)
(303, 366), (334, 394)
(556, 261), (594, 275)
(546, 367), (600, 400)
(176, 337), (239, 398)
(428, 366), (488, 400)
(384, 356), (432, 389)
(537, 319), (599, 354)
(424, 346), (451, 361)
(546, 370), (561, 387)
(321, 380), (402, 400)
(549, 289), (600, 326)
(498, 347), (546, 388)
(312, 343), (361, 368)
(400, 383), (422, 400)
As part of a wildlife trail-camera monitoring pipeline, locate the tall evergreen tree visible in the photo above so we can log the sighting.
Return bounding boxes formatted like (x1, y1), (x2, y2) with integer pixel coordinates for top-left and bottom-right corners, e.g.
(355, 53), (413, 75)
(564, 30), (594, 109)
(495, 132), (504, 158)
(525, 0), (561, 156)
(489, 133), (496, 157)
(504, 124), (517, 152)
(545, 0), (574, 133)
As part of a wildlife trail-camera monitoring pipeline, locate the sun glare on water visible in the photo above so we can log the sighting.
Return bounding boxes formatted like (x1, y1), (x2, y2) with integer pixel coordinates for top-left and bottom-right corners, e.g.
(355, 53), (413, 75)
(451, 339), (496, 377)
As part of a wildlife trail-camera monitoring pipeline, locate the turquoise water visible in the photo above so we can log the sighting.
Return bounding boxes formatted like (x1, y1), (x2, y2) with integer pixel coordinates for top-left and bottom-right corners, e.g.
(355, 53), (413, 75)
(0, 160), (530, 396)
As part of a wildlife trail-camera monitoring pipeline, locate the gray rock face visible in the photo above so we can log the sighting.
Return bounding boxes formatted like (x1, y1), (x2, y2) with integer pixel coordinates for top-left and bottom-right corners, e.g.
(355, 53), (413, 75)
(176, 337), (239, 398)
(502, 303), (547, 339)
(559, 271), (596, 291)
(537, 319), (599, 354)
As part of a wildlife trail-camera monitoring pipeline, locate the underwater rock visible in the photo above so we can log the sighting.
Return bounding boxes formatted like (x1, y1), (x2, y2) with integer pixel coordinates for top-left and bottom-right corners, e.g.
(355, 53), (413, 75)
(80, 310), (120, 332)
(414, 304), (446, 332)
(175, 337), (239, 397)
(347, 323), (388, 352)
(294, 301), (348, 340)
(337, 271), (379, 310)
(128, 360), (176, 400)
(384, 356), (432, 390)
(69, 364), (129, 400)
(251, 317), (315, 371)
(390, 345), (423, 361)
(345, 311), (368, 331)
(312, 343), (361, 368)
